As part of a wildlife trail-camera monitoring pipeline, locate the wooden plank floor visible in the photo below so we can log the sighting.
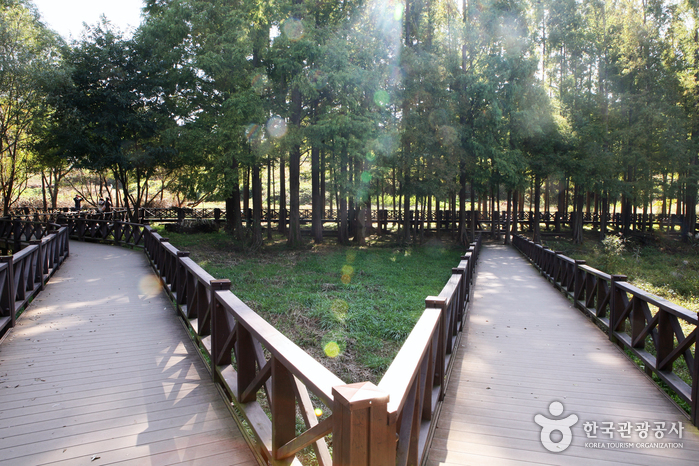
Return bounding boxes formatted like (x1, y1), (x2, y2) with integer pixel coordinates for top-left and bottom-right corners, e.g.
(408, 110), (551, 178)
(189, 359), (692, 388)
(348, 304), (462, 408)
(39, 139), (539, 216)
(427, 243), (699, 466)
(0, 241), (258, 466)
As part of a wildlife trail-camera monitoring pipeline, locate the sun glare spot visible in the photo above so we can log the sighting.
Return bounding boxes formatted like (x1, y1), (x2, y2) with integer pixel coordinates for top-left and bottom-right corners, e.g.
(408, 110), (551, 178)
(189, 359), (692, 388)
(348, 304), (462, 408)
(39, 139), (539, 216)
(139, 275), (162, 298)
(266, 116), (287, 139)
(393, 2), (404, 21)
(331, 299), (349, 320)
(324, 341), (341, 358)
(282, 18), (304, 41)
(251, 74), (269, 94)
(245, 123), (262, 144)
(373, 89), (390, 107)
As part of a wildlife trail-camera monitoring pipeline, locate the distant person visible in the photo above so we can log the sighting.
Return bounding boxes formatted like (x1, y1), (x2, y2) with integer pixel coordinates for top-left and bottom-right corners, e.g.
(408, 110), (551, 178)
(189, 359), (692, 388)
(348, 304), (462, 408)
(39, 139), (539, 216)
(73, 195), (82, 211)
(98, 198), (105, 212)
(104, 197), (112, 213)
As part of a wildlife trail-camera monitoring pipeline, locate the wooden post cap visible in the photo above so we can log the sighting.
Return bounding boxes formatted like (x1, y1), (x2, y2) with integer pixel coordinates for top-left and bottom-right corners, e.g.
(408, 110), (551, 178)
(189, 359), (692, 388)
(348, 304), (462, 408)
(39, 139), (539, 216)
(210, 279), (231, 291)
(426, 296), (448, 309)
(332, 382), (389, 410)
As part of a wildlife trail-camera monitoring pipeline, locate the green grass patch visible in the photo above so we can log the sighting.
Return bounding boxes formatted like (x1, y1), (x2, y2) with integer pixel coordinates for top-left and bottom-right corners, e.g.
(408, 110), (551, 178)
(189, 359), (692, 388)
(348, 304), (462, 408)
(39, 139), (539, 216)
(159, 229), (465, 383)
(540, 231), (699, 312)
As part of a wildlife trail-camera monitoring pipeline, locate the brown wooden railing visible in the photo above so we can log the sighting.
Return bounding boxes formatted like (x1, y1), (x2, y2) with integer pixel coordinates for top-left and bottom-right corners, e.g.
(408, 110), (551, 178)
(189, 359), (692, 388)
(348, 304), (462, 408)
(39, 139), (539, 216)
(65, 217), (148, 248)
(17, 206), (698, 232)
(513, 233), (699, 427)
(0, 226), (70, 338)
(141, 223), (481, 465)
(1, 215), (482, 465)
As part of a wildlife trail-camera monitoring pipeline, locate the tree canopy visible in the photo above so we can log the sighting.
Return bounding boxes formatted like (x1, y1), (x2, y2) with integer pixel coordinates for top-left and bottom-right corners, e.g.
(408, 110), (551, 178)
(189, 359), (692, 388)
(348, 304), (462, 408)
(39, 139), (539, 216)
(6, 0), (699, 244)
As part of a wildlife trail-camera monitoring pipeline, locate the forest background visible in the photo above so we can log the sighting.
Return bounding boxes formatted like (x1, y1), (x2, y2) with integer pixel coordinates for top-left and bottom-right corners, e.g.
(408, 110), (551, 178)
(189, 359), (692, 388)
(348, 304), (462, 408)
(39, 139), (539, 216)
(3, 0), (699, 248)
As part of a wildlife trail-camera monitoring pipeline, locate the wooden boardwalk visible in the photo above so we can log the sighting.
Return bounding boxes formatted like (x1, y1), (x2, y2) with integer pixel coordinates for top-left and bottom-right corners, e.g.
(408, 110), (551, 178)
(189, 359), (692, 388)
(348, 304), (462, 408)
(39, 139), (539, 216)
(427, 243), (699, 466)
(0, 241), (257, 466)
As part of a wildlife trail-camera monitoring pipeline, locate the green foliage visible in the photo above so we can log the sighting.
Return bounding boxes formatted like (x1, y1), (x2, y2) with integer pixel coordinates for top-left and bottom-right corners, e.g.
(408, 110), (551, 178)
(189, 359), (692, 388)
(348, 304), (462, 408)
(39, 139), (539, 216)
(0, 0), (63, 213)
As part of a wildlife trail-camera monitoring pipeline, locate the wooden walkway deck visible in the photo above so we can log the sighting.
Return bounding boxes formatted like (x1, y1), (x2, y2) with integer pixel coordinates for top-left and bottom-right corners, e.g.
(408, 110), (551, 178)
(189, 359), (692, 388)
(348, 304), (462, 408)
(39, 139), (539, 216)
(0, 241), (257, 466)
(426, 243), (699, 466)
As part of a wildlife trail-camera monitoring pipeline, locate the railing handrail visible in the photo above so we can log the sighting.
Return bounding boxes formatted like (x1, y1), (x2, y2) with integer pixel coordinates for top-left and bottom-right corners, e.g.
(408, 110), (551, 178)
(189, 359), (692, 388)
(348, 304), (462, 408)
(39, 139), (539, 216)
(615, 280), (699, 324)
(512, 233), (698, 428)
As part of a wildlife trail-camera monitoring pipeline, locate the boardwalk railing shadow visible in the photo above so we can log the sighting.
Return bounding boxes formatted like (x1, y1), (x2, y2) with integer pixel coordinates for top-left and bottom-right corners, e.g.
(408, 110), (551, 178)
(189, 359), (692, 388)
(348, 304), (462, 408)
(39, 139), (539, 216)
(512, 233), (699, 428)
(0, 216), (481, 466)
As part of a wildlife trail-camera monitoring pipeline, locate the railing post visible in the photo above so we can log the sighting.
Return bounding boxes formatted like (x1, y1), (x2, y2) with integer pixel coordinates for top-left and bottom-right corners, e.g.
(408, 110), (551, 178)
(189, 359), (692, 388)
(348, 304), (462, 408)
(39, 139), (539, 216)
(175, 251), (190, 306)
(692, 311), (698, 426)
(332, 382), (393, 466)
(467, 245), (476, 279)
(609, 275), (627, 344)
(0, 256), (15, 328)
(157, 237), (169, 276)
(271, 356), (296, 466)
(12, 218), (21, 252)
(29, 240), (44, 291)
(426, 296), (448, 400)
(209, 279), (230, 352)
(574, 260), (586, 303)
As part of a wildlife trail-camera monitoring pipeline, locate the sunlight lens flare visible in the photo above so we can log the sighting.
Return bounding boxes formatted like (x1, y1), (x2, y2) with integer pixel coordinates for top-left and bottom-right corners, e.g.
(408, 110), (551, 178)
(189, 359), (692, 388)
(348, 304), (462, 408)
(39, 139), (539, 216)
(139, 275), (162, 298)
(331, 299), (349, 320)
(373, 90), (390, 107)
(266, 116), (287, 139)
(282, 18), (304, 41)
(309, 69), (328, 90)
(324, 341), (340, 358)
(341, 264), (354, 284)
(251, 74), (269, 94)
(245, 123), (262, 144)
(393, 2), (404, 21)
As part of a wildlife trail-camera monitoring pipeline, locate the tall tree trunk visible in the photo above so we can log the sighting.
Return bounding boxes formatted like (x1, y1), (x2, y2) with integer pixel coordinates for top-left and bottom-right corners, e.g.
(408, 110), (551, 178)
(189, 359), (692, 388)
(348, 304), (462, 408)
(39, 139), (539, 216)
(469, 181), (476, 242)
(267, 159), (272, 240)
(511, 189), (519, 237)
(225, 159), (243, 240)
(402, 168), (411, 244)
(458, 163), (468, 245)
(600, 190), (608, 241)
(573, 183), (584, 244)
(288, 86), (302, 246)
(243, 166), (250, 226)
(504, 189), (512, 245)
(279, 154), (287, 234)
(312, 145), (323, 243)
(533, 176), (541, 243)
(338, 148), (349, 244)
(252, 164), (263, 247)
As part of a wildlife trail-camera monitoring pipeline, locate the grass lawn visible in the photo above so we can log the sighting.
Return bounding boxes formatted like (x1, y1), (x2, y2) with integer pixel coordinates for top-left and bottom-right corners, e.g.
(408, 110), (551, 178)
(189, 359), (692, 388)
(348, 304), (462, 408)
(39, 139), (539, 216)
(537, 228), (699, 312)
(157, 228), (466, 384)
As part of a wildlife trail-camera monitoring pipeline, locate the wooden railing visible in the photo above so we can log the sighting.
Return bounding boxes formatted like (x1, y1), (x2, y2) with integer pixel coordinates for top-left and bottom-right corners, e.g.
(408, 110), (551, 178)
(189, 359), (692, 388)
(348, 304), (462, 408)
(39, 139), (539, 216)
(65, 217), (149, 248)
(141, 223), (482, 465)
(1, 215), (482, 464)
(377, 235), (481, 465)
(0, 226), (70, 338)
(513, 233), (699, 427)
(16, 206), (698, 232)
